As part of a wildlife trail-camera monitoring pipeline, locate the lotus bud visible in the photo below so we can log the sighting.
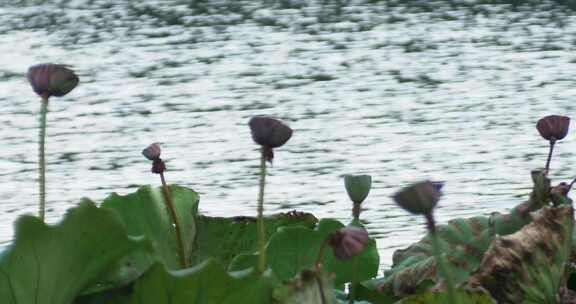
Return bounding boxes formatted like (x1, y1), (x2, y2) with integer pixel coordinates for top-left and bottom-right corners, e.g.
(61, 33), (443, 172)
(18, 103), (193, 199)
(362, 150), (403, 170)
(327, 226), (369, 260)
(142, 143), (162, 160)
(344, 175), (372, 205)
(27, 64), (79, 99)
(393, 180), (443, 215)
(536, 115), (570, 142)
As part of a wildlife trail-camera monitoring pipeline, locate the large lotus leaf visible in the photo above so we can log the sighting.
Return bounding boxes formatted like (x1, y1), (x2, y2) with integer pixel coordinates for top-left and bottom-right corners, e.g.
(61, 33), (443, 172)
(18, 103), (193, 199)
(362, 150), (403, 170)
(0, 200), (153, 304)
(274, 270), (337, 304)
(467, 205), (574, 303)
(230, 219), (379, 287)
(379, 171), (551, 296)
(81, 242), (155, 295)
(190, 212), (317, 268)
(131, 260), (272, 303)
(333, 289), (374, 304)
(100, 185), (199, 269)
(74, 286), (132, 304)
(354, 278), (397, 304)
(397, 290), (495, 303)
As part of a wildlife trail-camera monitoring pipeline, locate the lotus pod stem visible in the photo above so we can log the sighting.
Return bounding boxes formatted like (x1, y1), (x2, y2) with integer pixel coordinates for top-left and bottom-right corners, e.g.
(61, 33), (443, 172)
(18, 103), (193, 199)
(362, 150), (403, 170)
(257, 147), (268, 272)
(159, 171), (187, 268)
(38, 97), (48, 221)
(545, 139), (555, 175)
(352, 203), (361, 222)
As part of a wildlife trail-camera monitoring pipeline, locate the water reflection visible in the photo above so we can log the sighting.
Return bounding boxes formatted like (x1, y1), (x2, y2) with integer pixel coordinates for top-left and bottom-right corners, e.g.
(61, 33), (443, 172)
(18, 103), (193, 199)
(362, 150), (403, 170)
(1, 0), (576, 268)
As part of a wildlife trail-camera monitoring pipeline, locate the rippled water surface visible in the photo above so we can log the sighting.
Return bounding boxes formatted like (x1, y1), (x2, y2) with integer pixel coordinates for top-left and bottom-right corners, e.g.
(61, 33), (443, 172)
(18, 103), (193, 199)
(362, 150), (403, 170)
(2, 0), (576, 268)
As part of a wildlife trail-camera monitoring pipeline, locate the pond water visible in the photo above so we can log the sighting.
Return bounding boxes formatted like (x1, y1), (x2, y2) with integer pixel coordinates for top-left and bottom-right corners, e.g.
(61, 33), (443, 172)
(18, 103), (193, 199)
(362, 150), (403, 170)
(1, 0), (576, 270)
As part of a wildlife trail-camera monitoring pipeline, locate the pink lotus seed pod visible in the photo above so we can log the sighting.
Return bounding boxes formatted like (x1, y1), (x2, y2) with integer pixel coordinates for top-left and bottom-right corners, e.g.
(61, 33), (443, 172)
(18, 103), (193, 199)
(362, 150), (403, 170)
(27, 64), (79, 99)
(536, 115), (570, 142)
(249, 116), (293, 148)
(142, 143), (162, 160)
(393, 180), (442, 215)
(327, 226), (369, 260)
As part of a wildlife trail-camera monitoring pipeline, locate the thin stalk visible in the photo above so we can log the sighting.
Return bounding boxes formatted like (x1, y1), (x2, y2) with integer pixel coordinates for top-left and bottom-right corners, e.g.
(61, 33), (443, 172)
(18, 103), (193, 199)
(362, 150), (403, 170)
(315, 240), (328, 269)
(159, 172), (187, 268)
(489, 212), (498, 239)
(349, 207), (360, 304)
(569, 178), (576, 192)
(425, 213), (457, 304)
(257, 147), (268, 272)
(352, 203), (360, 222)
(38, 97), (49, 222)
(545, 139), (556, 175)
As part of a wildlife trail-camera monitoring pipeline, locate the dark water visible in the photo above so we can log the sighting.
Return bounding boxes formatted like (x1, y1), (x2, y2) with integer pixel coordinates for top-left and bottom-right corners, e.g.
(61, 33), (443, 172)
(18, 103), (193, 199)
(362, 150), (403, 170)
(2, 0), (576, 269)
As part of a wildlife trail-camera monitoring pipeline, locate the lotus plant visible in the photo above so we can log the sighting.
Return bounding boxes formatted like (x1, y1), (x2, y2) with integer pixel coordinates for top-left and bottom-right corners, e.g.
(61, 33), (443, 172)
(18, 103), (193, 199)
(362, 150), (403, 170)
(142, 143), (187, 268)
(536, 115), (570, 174)
(27, 64), (79, 222)
(393, 180), (457, 304)
(249, 116), (293, 272)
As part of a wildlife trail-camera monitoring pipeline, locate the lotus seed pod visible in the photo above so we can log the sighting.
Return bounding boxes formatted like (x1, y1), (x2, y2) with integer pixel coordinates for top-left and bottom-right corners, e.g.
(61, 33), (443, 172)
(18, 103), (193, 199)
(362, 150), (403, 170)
(393, 180), (443, 215)
(249, 116), (293, 148)
(536, 115), (570, 142)
(142, 143), (162, 160)
(344, 174), (372, 204)
(327, 226), (369, 260)
(27, 64), (79, 99)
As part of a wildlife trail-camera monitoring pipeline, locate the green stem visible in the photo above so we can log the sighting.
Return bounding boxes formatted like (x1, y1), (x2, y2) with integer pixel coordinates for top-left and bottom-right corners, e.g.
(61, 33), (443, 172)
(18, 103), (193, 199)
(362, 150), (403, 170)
(314, 241), (328, 304)
(315, 240), (328, 269)
(38, 98), (49, 222)
(257, 147), (268, 273)
(425, 213), (457, 304)
(160, 172), (187, 268)
(352, 203), (360, 222)
(545, 139), (555, 175)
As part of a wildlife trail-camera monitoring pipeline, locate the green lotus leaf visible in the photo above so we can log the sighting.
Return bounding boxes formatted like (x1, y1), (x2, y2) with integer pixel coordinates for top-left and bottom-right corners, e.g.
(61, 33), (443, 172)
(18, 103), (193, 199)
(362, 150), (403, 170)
(353, 278), (397, 303)
(78, 259), (274, 303)
(0, 200), (153, 304)
(229, 219), (379, 288)
(333, 288), (376, 304)
(74, 287), (131, 304)
(274, 270), (337, 304)
(133, 260), (273, 303)
(380, 171), (551, 297)
(397, 290), (495, 303)
(100, 185), (199, 269)
(191, 212), (317, 268)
